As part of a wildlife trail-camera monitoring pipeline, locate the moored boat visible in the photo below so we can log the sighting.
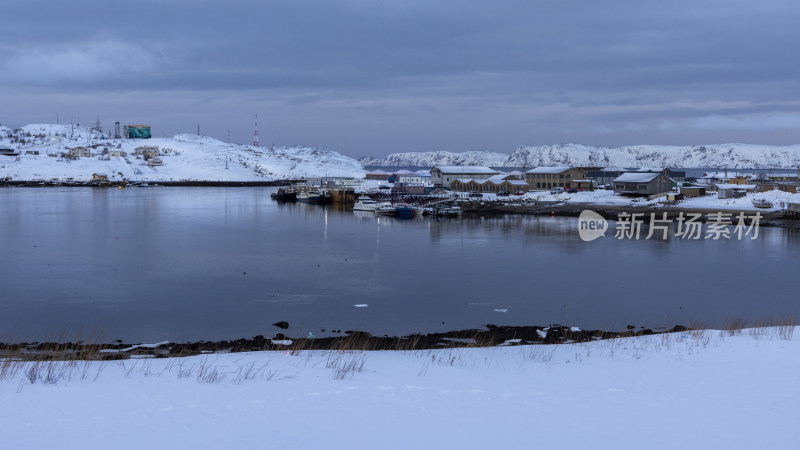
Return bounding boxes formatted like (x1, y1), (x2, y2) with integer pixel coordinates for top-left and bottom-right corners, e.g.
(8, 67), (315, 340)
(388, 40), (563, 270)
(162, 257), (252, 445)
(271, 187), (297, 201)
(422, 205), (462, 217)
(297, 190), (320, 203)
(353, 195), (378, 212)
(375, 203), (396, 216)
(317, 189), (332, 204)
(394, 203), (417, 217)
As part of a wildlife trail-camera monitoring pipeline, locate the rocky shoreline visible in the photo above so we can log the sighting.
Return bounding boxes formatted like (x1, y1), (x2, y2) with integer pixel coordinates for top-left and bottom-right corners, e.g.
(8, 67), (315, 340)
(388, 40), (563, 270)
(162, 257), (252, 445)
(460, 201), (800, 229)
(0, 324), (692, 361)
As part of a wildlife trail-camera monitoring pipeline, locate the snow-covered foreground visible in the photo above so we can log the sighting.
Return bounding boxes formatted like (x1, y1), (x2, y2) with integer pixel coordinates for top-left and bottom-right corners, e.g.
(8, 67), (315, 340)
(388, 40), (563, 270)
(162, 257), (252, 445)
(2, 328), (797, 450)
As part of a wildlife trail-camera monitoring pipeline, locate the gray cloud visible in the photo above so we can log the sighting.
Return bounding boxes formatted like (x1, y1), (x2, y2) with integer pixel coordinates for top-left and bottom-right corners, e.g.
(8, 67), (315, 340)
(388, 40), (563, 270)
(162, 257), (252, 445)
(1, 0), (800, 156)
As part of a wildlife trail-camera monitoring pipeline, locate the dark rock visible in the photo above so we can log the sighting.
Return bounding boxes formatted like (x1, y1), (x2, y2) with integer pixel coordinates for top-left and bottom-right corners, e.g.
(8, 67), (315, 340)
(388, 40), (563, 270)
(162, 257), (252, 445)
(272, 321), (289, 329)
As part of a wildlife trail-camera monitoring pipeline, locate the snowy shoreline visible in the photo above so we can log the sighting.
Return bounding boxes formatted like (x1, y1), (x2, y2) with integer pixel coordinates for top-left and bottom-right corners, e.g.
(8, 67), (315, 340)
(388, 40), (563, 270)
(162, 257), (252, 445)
(1, 324), (689, 360)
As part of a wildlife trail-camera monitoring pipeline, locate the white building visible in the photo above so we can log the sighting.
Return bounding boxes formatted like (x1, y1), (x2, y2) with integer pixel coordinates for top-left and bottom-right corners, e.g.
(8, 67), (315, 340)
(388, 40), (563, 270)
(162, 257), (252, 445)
(430, 166), (500, 188)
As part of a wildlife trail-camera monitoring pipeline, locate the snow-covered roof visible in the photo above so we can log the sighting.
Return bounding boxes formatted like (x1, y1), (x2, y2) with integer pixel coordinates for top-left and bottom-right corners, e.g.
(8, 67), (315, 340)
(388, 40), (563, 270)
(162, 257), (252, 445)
(433, 166), (499, 175)
(484, 174), (509, 183)
(414, 170), (431, 176)
(700, 172), (728, 179)
(613, 172), (662, 183)
(525, 166), (572, 174)
(504, 180), (528, 186)
(713, 183), (757, 190)
(366, 169), (389, 175)
(393, 169), (414, 175)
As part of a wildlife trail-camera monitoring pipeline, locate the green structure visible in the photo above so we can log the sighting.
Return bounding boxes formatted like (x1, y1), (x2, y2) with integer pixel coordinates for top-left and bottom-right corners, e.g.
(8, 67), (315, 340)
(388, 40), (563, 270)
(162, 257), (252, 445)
(126, 125), (151, 139)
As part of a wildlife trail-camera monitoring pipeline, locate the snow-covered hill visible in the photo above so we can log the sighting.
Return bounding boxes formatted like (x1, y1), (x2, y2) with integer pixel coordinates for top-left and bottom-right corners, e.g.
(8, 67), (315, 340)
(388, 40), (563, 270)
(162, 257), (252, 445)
(365, 143), (800, 168)
(364, 150), (510, 167)
(0, 124), (365, 182)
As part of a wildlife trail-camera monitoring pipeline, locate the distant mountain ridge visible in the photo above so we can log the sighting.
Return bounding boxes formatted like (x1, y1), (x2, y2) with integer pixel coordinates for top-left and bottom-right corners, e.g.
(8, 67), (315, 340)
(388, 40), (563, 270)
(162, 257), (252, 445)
(361, 143), (800, 169)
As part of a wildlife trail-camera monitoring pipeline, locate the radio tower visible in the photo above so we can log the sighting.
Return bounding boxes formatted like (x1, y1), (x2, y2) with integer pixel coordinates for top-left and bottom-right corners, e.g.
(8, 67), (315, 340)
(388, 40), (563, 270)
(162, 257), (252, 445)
(253, 114), (259, 147)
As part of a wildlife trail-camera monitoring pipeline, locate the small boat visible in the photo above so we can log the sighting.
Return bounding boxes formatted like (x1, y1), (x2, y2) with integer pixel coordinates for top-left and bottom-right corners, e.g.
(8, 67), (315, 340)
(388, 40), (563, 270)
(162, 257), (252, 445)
(752, 198), (773, 209)
(423, 205), (462, 217)
(317, 189), (332, 205)
(394, 203), (417, 217)
(353, 195), (378, 212)
(438, 205), (462, 216)
(297, 190), (320, 203)
(271, 187), (297, 202)
(375, 203), (397, 216)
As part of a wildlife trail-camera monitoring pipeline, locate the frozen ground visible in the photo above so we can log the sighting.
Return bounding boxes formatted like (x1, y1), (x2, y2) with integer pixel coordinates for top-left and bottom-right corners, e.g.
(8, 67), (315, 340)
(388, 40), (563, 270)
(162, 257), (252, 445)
(1, 327), (797, 450)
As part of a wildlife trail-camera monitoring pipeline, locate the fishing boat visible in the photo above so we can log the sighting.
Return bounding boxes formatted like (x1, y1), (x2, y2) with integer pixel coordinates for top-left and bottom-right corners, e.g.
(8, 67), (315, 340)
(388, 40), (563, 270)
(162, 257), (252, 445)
(270, 187), (297, 201)
(752, 198), (773, 209)
(297, 190), (320, 203)
(317, 189), (332, 205)
(353, 195), (378, 212)
(394, 203), (417, 217)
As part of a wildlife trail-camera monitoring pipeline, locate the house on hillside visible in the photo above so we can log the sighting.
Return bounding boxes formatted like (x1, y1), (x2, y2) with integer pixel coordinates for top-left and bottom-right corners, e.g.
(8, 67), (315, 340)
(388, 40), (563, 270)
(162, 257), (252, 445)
(613, 171), (674, 196)
(92, 173), (109, 182)
(679, 186), (707, 197)
(135, 146), (160, 156)
(68, 147), (91, 158)
(148, 158), (163, 167)
(109, 150), (127, 157)
(714, 183), (756, 199)
(430, 166), (500, 188)
(525, 167), (586, 190)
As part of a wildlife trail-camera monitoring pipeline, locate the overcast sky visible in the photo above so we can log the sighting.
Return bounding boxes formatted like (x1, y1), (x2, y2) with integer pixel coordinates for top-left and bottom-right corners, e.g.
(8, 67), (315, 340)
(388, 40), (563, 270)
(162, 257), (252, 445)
(2, 0), (799, 157)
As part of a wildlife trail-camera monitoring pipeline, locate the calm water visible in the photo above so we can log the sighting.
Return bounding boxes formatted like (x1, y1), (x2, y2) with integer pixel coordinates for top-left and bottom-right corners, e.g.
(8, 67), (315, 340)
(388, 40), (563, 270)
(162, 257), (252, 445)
(1, 187), (797, 343)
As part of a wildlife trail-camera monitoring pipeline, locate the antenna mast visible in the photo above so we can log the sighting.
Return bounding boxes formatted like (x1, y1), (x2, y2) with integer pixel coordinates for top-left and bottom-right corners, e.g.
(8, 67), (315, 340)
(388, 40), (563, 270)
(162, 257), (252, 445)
(254, 114), (259, 147)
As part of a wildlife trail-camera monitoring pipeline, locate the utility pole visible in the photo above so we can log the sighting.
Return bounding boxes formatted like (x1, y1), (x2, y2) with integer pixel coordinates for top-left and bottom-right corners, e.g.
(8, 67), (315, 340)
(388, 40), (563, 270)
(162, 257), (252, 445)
(197, 124), (200, 136)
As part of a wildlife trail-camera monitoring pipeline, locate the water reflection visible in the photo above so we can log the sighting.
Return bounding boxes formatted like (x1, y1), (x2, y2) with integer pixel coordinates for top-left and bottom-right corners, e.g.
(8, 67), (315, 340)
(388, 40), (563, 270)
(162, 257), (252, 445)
(0, 186), (797, 343)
